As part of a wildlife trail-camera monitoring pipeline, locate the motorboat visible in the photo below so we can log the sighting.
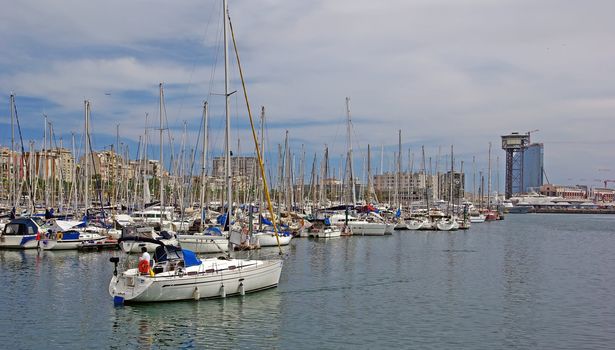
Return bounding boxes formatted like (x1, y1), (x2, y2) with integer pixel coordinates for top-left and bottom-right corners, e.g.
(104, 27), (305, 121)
(0, 217), (56, 249)
(109, 237), (282, 303)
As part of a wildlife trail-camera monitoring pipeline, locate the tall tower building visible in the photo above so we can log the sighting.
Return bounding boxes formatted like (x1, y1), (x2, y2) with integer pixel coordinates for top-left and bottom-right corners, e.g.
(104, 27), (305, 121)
(522, 143), (543, 193)
(501, 132), (529, 198)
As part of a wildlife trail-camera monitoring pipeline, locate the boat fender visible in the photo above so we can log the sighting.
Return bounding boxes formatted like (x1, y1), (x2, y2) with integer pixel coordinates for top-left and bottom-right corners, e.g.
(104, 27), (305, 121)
(56, 232), (63, 240)
(193, 287), (200, 300)
(239, 282), (245, 296)
(177, 269), (184, 278)
(113, 296), (125, 306)
(138, 260), (150, 274)
(220, 284), (226, 298)
(35, 232), (41, 241)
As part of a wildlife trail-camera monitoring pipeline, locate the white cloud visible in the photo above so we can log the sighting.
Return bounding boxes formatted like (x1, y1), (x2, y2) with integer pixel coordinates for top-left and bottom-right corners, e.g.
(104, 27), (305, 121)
(1, 0), (615, 185)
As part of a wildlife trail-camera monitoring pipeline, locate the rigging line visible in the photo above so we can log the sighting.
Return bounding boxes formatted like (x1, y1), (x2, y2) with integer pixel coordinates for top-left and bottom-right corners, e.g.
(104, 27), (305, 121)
(161, 85), (178, 187)
(178, 107), (205, 226)
(173, 0), (218, 124)
(228, 10), (283, 256)
(207, 0), (223, 99)
(207, 10), (225, 162)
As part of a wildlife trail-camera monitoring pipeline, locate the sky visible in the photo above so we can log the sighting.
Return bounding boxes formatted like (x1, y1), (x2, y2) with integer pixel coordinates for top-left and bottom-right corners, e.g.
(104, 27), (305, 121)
(1, 0), (615, 191)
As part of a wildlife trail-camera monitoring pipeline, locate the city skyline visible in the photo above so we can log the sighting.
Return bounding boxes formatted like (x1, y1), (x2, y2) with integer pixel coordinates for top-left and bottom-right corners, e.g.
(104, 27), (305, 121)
(1, 0), (614, 190)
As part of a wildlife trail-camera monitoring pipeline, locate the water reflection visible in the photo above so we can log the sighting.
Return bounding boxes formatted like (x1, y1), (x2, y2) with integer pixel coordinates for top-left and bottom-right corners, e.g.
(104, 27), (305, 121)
(1, 215), (614, 349)
(110, 289), (282, 349)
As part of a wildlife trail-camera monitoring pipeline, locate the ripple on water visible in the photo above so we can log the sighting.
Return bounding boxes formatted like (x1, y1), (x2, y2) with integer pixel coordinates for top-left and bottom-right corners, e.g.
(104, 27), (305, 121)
(0, 214), (614, 349)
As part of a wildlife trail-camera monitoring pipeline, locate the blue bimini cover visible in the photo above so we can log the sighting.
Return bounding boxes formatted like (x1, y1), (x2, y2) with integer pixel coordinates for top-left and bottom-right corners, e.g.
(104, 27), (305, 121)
(182, 249), (202, 267)
(205, 227), (223, 236)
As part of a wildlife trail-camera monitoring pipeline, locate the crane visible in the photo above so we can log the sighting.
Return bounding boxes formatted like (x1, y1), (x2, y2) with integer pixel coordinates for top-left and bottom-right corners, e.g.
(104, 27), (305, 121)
(526, 129), (539, 143)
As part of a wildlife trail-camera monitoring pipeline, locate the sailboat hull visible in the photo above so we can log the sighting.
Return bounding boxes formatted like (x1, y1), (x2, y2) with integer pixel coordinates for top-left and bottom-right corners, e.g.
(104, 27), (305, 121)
(348, 222), (386, 236)
(254, 232), (292, 247)
(178, 235), (229, 253)
(109, 258), (282, 302)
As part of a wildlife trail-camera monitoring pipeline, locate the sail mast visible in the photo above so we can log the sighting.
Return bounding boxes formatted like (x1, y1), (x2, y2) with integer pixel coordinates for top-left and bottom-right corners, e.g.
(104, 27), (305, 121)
(159, 83), (164, 229)
(487, 142), (492, 210)
(9, 94), (15, 209)
(223, 0), (232, 229)
(345, 97), (356, 205)
(84, 100), (90, 213)
(397, 129), (401, 208)
(200, 101), (208, 231)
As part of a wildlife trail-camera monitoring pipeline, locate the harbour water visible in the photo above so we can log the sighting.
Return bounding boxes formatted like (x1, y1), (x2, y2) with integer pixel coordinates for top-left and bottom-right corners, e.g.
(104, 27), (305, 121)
(1, 214), (614, 349)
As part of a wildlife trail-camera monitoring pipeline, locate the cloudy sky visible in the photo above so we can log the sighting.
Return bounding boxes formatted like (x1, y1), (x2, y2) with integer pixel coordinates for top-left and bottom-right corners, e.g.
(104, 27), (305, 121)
(1, 0), (614, 190)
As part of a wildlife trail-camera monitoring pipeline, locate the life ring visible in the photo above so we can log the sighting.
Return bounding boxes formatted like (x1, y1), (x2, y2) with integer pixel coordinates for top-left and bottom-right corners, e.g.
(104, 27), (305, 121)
(56, 232), (63, 240)
(138, 259), (150, 274)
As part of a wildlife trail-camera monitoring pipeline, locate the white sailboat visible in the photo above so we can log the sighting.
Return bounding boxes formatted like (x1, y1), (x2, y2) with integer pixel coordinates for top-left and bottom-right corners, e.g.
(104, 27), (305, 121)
(109, 0), (282, 303)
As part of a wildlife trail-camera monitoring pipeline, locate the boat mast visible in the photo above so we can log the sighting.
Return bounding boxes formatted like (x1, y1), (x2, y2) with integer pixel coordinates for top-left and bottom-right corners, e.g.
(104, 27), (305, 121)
(200, 101), (208, 231)
(449, 145), (454, 214)
(72, 132), (77, 214)
(9, 94), (15, 209)
(345, 97), (356, 205)
(159, 83), (165, 229)
(44, 114), (48, 208)
(258, 106), (265, 230)
(395, 129), (401, 208)
(487, 142), (492, 210)
(367, 144), (372, 203)
(472, 155), (476, 204)
(422, 145), (429, 210)
(84, 100), (90, 214)
(223, 0), (232, 229)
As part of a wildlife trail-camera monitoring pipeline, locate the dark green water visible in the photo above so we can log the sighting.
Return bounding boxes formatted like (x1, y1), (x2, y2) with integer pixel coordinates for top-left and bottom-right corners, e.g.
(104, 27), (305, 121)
(1, 214), (614, 349)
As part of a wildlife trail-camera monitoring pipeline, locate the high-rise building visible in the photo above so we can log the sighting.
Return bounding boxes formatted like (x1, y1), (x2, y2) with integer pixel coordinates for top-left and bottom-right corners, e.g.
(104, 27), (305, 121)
(502, 132), (544, 197)
(522, 143), (543, 193)
(212, 156), (257, 179)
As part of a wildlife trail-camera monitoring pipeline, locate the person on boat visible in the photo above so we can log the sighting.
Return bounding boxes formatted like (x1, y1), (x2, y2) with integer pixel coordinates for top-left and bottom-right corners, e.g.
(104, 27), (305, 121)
(138, 247), (152, 274)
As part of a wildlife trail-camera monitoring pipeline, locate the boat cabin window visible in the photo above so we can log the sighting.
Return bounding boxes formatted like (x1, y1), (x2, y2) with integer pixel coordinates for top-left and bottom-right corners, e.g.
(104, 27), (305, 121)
(31, 217), (45, 226)
(3, 223), (33, 235)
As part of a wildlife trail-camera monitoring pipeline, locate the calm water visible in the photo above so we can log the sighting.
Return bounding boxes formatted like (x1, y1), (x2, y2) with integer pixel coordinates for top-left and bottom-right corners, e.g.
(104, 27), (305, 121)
(1, 214), (614, 349)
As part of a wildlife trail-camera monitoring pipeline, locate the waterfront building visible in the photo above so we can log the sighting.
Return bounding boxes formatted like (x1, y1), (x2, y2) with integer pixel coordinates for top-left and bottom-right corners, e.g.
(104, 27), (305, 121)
(522, 143), (544, 193)
(212, 156), (257, 192)
(539, 184), (587, 200)
(592, 188), (615, 202)
(20, 148), (75, 182)
(212, 156), (257, 179)
(0, 147), (14, 200)
(373, 172), (440, 204)
(79, 150), (123, 182)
